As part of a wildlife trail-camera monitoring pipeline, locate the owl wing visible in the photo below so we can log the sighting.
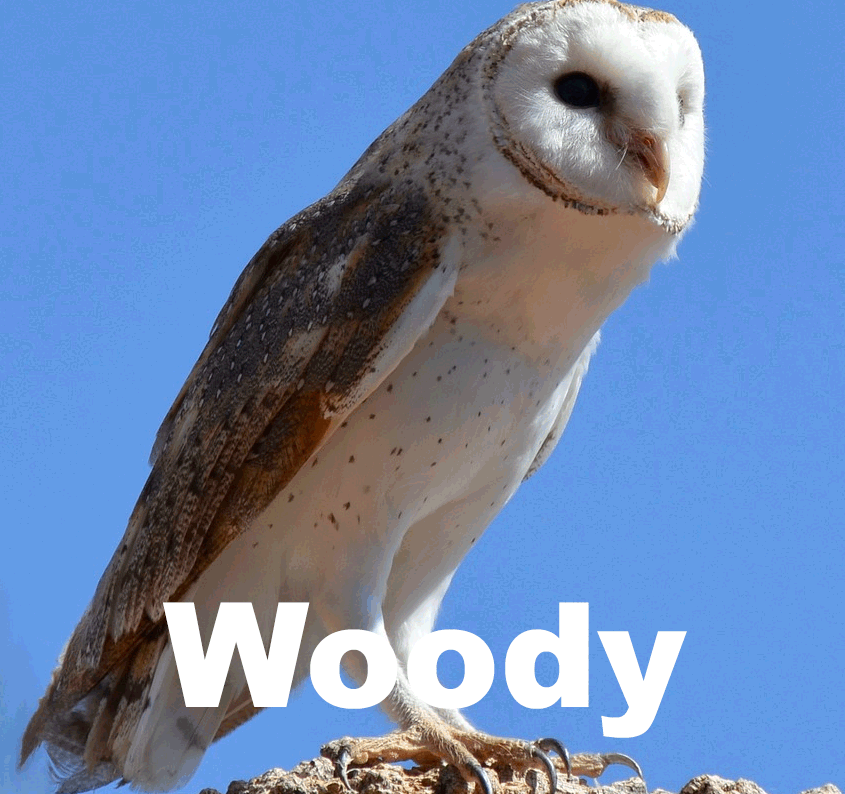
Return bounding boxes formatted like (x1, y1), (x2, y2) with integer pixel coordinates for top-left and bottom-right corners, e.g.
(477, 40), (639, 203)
(21, 177), (458, 770)
(523, 332), (598, 481)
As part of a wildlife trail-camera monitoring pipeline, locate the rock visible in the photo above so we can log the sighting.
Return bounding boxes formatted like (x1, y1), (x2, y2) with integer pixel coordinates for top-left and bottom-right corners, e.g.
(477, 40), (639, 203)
(200, 756), (841, 794)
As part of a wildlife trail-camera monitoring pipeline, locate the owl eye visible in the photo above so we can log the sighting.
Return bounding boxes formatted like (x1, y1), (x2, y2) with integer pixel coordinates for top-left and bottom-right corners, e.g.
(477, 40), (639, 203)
(553, 72), (601, 108)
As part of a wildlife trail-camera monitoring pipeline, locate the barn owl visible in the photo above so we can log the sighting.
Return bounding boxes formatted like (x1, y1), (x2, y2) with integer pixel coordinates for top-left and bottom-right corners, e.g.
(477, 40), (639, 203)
(21, 0), (705, 791)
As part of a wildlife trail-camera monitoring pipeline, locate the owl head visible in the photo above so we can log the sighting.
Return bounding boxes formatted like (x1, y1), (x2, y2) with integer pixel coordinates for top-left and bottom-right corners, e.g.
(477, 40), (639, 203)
(481, 0), (705, 232)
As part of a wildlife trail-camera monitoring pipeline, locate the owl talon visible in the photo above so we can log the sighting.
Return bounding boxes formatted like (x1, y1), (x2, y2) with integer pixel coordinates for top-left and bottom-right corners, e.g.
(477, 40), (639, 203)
(534, 738), (571, 778)
(529, 745), (558, 793)
(336, 748), (353, 790)
(599, 752), (643, 780)
(322, 741), (359, 789)
(468, 760), (494, 794)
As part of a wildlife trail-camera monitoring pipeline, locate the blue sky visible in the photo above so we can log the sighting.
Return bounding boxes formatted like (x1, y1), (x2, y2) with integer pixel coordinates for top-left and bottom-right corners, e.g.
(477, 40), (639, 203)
(1, 1), (843, 793)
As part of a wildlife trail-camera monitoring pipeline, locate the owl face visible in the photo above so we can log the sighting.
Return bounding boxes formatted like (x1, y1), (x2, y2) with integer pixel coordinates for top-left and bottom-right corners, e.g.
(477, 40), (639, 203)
(488, 0), (705, 231)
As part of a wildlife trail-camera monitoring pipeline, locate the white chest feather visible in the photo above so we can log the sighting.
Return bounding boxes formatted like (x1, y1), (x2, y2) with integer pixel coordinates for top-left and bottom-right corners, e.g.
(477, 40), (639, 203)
(251, 309), (572, 620)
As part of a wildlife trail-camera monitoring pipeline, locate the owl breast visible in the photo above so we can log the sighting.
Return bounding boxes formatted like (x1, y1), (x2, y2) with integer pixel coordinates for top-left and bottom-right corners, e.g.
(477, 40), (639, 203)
(253, 301), (576, 624)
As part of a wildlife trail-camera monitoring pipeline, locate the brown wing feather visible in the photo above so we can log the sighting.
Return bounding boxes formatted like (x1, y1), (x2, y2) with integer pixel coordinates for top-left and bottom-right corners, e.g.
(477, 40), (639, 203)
(21, 176), (453, 770)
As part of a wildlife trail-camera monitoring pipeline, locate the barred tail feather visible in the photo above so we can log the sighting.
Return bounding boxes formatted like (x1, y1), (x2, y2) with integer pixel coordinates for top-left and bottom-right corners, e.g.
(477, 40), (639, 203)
(22, 662), (122, 793)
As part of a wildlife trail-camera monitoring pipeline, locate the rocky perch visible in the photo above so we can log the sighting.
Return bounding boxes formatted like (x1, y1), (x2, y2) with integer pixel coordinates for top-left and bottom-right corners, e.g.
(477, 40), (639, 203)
(197, 755), (839, 794)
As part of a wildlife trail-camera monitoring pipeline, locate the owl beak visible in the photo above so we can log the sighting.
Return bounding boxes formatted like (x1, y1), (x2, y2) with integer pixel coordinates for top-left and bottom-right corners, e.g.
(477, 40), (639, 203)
(632, 133), (670, 207)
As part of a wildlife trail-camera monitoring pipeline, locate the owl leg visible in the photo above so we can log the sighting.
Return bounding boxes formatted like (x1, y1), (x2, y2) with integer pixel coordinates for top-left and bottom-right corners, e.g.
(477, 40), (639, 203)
(320, 496), (641, 792)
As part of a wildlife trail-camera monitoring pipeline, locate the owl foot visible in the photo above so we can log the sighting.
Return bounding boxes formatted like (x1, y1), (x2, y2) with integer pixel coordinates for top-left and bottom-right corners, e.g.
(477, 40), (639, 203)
(322, 724), (639, 793)
(322, 727), (505, 794)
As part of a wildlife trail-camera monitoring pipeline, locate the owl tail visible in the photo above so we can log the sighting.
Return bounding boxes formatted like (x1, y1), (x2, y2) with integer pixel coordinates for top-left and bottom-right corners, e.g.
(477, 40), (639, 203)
(20, 657), (124, 793)
(19, 628), (243, 793)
